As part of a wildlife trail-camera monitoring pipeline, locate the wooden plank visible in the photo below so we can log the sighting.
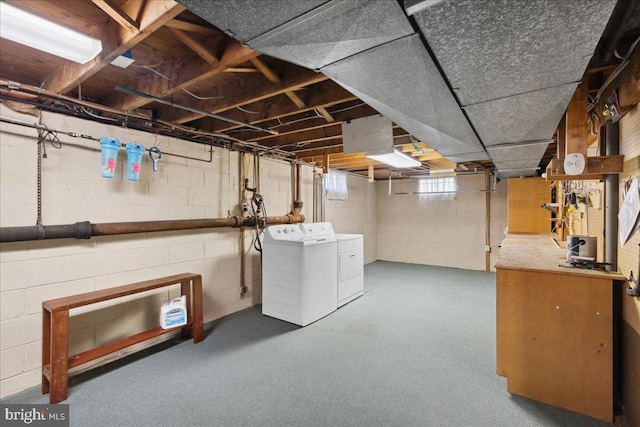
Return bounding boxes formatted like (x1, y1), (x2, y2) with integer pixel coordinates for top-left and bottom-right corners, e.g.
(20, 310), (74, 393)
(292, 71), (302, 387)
(43, 273), (198, 311)
(168, 28), (219, 66)
(92, 0), (139, 34)
(496, 268), (614, 422)
(68, 324), (189, 369)
(165, 19), (219, 36)
(41, 310), (51, 395)
(44, 1), (185, 94)
(546, 155), (624, 180)
(285, 91), (306, 109)
(107, 39), (259, 111)
(250, 57), (281, 83)
(317, 106), (335, 123)
(204, 80), (356, 133)
(224, 67), (260, 73)
(557, 114), (566, 159)
(159, 68), (328, 124)
(565, 81), (589, 156)
(49, 310), (69, 403)
(507, 177), (550, 234)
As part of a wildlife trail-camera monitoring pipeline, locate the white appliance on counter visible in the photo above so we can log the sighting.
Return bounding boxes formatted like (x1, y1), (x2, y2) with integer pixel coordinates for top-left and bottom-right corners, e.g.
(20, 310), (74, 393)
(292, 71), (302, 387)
(299, 222), (365, 308)
(262, 224), (337, 326)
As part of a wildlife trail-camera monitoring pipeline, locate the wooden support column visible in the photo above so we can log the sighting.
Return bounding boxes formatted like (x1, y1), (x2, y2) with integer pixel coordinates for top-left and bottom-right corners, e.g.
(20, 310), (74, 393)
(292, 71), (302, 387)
(485, 170), (491, 272)
(368, 164), (374, 182)
(323, 154), (330, 173)
(565, 81), (589, 157)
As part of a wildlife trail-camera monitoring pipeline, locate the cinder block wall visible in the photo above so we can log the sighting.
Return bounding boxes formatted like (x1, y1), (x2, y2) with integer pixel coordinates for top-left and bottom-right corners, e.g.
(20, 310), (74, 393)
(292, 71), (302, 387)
(0, 105), (313, 397)
(375, 174), (507, 271)
(325, 173), (377, 264)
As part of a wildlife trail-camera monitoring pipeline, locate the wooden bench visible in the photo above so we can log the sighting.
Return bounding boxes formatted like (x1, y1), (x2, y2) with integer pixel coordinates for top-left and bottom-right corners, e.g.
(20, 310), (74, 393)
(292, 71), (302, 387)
(42, 273), (203, 403)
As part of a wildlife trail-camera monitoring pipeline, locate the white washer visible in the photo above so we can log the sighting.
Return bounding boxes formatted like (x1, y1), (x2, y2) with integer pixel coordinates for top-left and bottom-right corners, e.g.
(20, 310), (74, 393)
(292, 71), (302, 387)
(334, 233), (364, 307)
(262, 224), (337, 326)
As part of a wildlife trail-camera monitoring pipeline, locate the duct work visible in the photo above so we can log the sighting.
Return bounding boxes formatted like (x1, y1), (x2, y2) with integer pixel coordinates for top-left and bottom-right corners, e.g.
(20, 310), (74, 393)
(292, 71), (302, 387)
(177, 0), (618, 177)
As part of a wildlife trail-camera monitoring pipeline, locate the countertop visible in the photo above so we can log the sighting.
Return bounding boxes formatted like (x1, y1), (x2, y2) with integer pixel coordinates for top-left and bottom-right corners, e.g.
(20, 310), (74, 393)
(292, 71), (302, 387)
(495, 233), (626, 280)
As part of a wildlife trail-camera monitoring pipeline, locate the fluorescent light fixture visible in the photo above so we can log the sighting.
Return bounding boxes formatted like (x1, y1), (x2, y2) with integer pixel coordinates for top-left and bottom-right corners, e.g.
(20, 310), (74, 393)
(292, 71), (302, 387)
(0, 2), (102, 64)
(429, 168), (455, 175)
(404, 0), (444, 16)
(366, 149), (421, 168)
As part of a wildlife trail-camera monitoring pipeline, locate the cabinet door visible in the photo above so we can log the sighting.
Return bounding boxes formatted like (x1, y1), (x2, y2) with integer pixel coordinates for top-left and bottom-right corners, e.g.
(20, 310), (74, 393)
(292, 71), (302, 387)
(507, 177), (550, 233)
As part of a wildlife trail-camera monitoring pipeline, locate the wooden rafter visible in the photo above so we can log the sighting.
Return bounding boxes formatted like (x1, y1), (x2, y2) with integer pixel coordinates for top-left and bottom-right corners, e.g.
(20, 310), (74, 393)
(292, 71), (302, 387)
(92, 0), (139, 34)
(250, 57), (307, 110)
(203, 80), (357, 133)
(316, 106), (335, 122)
(44, 0), (185, 94)
(107, 39), (259, 111)
(158, 68), (328, 124)
(168, 28), (219, 66)
(164, 19), (219, 36)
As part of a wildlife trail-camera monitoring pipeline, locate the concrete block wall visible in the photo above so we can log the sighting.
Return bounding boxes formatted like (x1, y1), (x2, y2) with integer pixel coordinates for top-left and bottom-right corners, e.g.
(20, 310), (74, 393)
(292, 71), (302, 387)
(325, 173), (377, 264)
(376, 174), (507, 271)
(0, 105), (312, 397)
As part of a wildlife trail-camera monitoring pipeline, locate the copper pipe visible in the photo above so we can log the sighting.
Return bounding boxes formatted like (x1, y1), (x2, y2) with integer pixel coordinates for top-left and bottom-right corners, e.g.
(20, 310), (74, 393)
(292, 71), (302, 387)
(0, 214), (305, 243)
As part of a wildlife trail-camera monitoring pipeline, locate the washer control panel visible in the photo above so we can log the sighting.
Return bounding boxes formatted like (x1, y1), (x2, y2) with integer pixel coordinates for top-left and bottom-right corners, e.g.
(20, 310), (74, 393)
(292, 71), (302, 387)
(264, 225), (306, 241)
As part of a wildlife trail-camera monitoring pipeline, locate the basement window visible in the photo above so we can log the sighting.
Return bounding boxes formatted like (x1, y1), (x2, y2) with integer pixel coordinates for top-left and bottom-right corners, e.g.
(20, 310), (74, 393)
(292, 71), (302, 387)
(325, 169), (348, 200)
(417, 177), (456, 201)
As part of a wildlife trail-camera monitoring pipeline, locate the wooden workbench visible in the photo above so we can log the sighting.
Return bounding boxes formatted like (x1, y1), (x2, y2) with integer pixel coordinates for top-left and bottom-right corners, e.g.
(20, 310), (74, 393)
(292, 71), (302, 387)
(495, 234), (626, 422)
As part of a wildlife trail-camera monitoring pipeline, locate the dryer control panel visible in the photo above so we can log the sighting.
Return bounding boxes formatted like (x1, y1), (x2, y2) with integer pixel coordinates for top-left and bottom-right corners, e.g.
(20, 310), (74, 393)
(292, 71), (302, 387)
(299, 222), (335, 239)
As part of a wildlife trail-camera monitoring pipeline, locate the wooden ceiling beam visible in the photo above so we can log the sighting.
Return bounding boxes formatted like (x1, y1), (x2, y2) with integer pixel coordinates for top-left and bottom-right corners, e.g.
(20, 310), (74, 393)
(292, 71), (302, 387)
(316, 106), (335, 123)
(200, 80), (356, 133)
(164, 19), (219, 36)
(107, 39), (259, 111)
(227, 103), (376, 143)
(158, 67), (328, 124)
(168, 28), (219, 66)
(44, 0), (185, 95)
(250, 57), (307, 110)
(92, 0), (139, 33)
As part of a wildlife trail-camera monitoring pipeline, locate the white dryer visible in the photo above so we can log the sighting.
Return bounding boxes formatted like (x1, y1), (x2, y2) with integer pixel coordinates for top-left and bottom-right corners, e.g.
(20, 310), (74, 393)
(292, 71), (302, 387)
(262, 224), (337, 326)
(334, 233), (364, 307)
(299, 222), (365, 308)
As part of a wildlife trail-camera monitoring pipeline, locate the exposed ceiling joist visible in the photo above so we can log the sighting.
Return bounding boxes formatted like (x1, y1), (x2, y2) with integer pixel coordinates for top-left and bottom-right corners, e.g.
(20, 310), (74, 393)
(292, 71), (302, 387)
(44, 0), (185, 95)
(168, 27), (219, 65)
(91, 0), (139, 34)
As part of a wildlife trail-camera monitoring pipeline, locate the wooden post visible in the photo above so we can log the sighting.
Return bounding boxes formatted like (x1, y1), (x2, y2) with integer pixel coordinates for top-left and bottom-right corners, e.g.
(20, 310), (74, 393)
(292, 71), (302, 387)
(323, 154), (330, 173)
(565, 81), (589, 157)
(368, 164), (374, 182)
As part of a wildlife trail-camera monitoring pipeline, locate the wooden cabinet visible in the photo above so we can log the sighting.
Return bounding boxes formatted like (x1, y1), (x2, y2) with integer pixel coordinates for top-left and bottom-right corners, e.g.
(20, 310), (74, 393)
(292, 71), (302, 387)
(495, 234), (626, 422)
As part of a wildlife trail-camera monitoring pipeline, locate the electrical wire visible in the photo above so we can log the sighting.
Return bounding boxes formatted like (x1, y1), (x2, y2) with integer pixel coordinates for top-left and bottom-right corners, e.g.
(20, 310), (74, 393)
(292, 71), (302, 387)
(236, 106), (261, 114)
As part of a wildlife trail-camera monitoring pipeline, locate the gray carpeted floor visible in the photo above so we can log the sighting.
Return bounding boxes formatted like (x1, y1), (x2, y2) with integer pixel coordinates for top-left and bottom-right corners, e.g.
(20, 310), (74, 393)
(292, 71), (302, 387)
(2, 261), (612, 426)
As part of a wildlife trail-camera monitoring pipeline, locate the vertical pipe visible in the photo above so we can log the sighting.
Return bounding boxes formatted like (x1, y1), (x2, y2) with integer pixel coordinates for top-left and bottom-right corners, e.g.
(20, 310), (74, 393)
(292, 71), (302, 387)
(604, 122), (619, 271)
(485, 170), (491, 272)
(239, 152), (246, 296)
(312, 169), (317, 222)
(320, 174), (326, 222)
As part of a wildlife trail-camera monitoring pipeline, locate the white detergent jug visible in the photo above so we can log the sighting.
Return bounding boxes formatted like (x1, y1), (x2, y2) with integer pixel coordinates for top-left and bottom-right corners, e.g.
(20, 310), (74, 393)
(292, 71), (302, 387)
(160, 295), (187, 329)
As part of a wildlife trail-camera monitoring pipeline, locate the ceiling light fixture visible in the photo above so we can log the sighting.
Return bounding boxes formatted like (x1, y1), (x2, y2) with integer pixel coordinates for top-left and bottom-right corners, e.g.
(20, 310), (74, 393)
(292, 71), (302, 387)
(366, 148), (421, 168)
(0, 2), (102, 64)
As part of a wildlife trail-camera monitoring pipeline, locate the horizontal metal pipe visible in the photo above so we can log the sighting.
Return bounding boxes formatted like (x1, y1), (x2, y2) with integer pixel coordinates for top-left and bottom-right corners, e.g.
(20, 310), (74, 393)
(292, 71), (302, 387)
(0, 214), (305, 243)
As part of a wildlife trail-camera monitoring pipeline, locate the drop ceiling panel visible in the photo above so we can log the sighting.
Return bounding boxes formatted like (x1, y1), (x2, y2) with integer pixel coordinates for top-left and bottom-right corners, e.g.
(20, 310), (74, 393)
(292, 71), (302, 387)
(248, 0), (414, 70)
(176, 0), (328, 41)
(413, 0), (618, 106)
(464, 82), (578, 147)
(322, 34), (486, 159)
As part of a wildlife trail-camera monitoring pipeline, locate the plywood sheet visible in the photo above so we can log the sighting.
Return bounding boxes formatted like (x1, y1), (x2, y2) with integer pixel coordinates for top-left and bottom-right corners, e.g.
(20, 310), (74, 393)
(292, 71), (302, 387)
(506, 177), (551, 234)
